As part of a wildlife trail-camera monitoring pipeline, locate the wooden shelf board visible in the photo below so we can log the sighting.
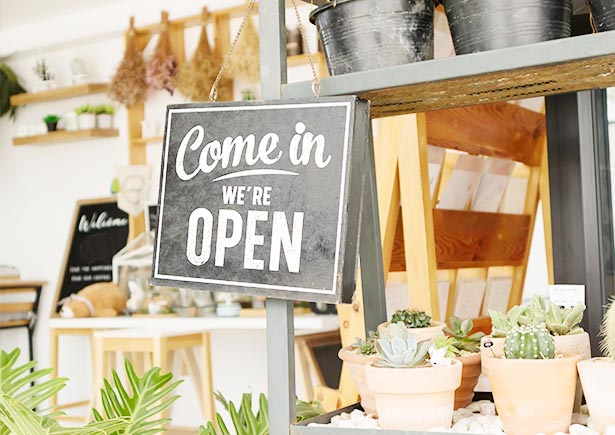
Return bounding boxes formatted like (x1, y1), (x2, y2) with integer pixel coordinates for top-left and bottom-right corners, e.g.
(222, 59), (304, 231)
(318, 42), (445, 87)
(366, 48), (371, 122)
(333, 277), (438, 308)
(426, 102), (545, 166)
(10, 83), (109, 106)
(283, 31), (615, 116)
(12, 129), (119, 146)
(131, 136), (164, 146)
(390, 209), (531, 271)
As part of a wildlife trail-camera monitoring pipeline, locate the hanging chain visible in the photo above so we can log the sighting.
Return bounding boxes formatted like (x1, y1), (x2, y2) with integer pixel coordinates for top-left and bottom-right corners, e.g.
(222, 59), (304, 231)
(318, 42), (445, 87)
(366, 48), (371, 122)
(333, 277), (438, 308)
(210, 0), (321, 101)
(210, 0), (257, 101)
(290, 0), (320, 96)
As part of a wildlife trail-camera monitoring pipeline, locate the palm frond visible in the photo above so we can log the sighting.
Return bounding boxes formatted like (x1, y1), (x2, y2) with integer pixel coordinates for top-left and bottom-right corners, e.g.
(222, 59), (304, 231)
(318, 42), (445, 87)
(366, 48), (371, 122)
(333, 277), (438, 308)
(93, 359), (182, 435)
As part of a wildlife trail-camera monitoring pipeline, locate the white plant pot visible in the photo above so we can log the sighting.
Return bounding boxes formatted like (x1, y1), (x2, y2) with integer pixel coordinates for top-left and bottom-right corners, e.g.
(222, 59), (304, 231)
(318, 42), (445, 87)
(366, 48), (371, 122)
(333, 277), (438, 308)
(78, 113), (96, 130)
(96, 114), (113, 129)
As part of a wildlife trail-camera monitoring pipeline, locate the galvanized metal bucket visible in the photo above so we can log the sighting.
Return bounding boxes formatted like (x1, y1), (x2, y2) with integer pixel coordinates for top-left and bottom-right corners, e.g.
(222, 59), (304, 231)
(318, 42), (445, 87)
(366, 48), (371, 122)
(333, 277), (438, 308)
(310, 0), (434, 76)
(589, 0), (615, 32)
(442, 0), (573, 55)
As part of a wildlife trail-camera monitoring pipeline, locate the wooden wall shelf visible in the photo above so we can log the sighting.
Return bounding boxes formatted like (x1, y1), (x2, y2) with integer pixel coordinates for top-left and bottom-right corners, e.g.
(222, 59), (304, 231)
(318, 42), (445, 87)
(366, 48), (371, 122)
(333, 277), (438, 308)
(10, 83), (110, 106)
(12, 129), (119, 146)
(390, 209), (532, 272)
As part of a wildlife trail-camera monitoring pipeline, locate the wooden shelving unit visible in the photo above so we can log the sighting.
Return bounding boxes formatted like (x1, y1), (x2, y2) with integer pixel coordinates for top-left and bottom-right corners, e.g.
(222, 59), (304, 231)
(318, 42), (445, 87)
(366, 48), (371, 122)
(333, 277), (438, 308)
(12, 129), (119, 146)
(131, 136), (164, 146)
(10, 83), (109, 106)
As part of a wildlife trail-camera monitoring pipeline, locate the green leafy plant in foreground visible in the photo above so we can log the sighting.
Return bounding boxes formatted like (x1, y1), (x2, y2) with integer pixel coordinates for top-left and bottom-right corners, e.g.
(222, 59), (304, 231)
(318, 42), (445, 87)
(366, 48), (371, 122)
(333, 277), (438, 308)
(199, 391), (326, 435)
(0, 64), (26, 120)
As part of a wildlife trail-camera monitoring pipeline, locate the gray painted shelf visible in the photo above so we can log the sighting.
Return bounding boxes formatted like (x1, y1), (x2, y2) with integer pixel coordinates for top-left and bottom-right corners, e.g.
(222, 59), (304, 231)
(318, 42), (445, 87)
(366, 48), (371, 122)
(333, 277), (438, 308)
(283, 31), (615, 116)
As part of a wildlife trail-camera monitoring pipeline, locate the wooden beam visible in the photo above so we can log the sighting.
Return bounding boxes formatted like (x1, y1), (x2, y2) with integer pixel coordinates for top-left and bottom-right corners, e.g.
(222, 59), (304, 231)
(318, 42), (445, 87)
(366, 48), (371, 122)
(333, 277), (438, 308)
(426, 102), (546, 166)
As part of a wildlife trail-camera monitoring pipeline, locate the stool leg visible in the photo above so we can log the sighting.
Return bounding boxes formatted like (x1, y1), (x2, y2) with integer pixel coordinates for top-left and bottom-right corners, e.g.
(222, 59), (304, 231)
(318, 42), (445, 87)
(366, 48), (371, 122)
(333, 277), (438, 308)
(199, 332), (215, 423)
(180, 348), (203, 414)
(92, 336), (105, 414)
(152, 338), (171, 422)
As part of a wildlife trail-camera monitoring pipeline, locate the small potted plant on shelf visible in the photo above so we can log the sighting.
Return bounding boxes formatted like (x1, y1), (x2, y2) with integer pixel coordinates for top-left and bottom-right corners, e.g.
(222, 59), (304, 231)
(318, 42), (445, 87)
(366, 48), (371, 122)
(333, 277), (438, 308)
(587, 0), (615, 32)
(337, 331), (379, 415)
(577, 298), (615, 433)
(42, 114), (60, 132)
(309, 0), (435, 76)
(75, 104), (97, 129)
(381, 308), (445, 342)
(440, 0), (573, 55)
(483, 324), (579, 435)
(442, 316), (484, 409)
(365, 322), (462, 430)
(95, 105), (115, 129)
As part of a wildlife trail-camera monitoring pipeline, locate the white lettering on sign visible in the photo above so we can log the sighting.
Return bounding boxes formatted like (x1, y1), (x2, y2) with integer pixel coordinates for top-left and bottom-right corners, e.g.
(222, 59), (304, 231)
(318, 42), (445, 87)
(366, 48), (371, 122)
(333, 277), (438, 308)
(185, 207), (304, 273)
(78, 212), (128, 233)
(175, 122), (331, 182)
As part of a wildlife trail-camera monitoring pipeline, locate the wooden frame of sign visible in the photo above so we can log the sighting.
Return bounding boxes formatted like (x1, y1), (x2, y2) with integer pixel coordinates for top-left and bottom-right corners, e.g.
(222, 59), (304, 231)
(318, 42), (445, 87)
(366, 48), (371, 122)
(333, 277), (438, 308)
(152, 97), (370, 304)
(51, 197), (129, 315)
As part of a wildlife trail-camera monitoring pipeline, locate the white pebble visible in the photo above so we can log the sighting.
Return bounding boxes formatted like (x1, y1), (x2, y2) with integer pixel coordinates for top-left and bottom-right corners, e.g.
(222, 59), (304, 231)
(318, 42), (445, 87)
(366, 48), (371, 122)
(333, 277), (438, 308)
(605, 425), (615, 435)
(452, 421), (469, 433)
(338, 419), (355, 428)
(477, 415), (497, 425)
(466, 402), (482, 413)
(469, 421), (485, 434)
(330, 415), (341, 425)
(569, 424), (598, 435)
(480, 402), (496, 416)
(340, 412), (351, 420)
(494, 417), (504, 429)
(483, 424), (505, 435)
(572, 413), (589, 425)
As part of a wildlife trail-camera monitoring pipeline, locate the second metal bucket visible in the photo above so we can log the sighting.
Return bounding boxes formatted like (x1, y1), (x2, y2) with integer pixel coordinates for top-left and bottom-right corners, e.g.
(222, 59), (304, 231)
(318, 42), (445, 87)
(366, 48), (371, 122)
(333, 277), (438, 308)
(310, 0), (434, 76)
(589, 0), (615, 32)
(441, 0), (573, 55)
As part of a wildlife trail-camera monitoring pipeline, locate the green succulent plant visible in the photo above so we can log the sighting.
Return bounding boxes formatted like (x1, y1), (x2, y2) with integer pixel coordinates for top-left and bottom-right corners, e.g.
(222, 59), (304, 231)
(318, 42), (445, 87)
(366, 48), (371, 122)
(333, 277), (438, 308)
(75, 104), (97, 114)
(43, 114), (60, 123)
(375, 322), (430, 367)
(432, 334), (460, 358)
(504, 324), (556, 360)
(95, 105), (116, 115)
(390, 309), (432, 328)
(352, 330), (378, 356)
(443, 316), (485, 353)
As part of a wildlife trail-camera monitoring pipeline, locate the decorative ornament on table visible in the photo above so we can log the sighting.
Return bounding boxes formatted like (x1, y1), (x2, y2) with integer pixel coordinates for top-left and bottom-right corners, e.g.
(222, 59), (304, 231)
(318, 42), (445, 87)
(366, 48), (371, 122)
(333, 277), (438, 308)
(109, 16), (147, 107)
(59, 282), (126, 318)
(176, 7), (219, 101)
(146, 11), (178, 95)
(226, 1), (260, 82)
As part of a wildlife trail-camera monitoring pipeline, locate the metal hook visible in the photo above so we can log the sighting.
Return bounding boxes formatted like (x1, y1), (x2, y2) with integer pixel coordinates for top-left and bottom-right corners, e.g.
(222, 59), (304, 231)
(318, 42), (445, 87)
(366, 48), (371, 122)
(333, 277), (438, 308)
(311, 78), (321, 98)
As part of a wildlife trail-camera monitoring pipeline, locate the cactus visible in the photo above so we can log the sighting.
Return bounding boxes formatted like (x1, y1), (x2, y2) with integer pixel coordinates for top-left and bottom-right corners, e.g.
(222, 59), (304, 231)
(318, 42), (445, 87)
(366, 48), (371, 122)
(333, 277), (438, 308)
(375, 322), (430, 367)
(600, 297), (615, 359)
(390, 309), (432, 328)
(443, 316), (485, 353)
(504, 325), (556, 359)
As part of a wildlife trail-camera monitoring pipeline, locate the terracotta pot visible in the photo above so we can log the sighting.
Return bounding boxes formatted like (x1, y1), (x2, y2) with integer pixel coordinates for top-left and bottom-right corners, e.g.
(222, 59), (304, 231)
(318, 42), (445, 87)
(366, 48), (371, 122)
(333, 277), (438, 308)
(484, 355), (579, 435)
(365, 360), (462, 430)
(378, 321), (446, 342)
(481, 333), (590, 410)
(577, 358), (615, 433)
(454, 352), (481, 410)
(338, 346), (377, 415)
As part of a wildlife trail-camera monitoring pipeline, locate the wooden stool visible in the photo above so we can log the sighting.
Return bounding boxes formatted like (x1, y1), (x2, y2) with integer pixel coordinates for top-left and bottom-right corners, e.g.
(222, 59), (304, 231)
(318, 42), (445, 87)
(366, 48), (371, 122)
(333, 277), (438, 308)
(92, 329), (214, 423)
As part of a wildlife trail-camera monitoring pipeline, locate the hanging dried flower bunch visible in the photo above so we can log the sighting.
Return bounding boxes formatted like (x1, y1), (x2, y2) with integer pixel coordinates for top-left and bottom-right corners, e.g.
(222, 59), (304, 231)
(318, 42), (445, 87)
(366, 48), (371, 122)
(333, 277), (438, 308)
(176, 8), (218, 101)
(227, 6), (260, 82)
(109, 17), (148, 107)
(146, 11), (178, 95)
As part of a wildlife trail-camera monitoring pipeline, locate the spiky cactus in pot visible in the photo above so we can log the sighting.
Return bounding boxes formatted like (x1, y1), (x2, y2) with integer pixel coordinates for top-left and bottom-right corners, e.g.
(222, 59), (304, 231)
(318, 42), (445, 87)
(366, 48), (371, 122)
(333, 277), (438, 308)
(391, 309), (432, 328)
(375, 322), (430, 367)
(504, 324), (556, 359)
(600, 298), (615, 358)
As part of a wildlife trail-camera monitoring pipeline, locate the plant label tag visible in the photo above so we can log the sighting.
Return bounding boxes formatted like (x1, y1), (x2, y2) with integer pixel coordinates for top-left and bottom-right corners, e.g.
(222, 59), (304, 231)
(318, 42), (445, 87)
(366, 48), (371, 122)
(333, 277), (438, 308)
(151, 97), (370, 303)
(548, 284), (585, 308)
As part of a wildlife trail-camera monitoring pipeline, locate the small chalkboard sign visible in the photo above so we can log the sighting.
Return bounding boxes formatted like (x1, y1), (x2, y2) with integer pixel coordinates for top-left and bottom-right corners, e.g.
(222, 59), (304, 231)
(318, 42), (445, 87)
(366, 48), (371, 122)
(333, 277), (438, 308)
(53, 198), (129, 312)
(152, 97), (369, 303)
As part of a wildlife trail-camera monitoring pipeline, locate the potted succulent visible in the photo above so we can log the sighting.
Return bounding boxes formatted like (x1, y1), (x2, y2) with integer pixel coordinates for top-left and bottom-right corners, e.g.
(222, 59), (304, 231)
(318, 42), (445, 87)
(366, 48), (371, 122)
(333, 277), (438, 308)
(309, 0), (435, 76)
(588, 0), (615, 32)
(75, 104), (97, 129)
(442, 316), (484, 409)
(95, 104), (115, 129)
(337, 331), (379, 415)
(42, 114), (60, 132)
(380, 308), (445, 342)
(484, 324), (579, 435)
(577, 299), (615, 433)
(440, 0), (573, 55)
(365, 322), (462, 430)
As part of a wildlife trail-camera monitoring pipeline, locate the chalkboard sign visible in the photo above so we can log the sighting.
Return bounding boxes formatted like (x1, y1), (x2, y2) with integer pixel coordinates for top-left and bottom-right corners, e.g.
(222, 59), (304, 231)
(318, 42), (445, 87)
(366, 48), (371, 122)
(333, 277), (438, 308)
(54, 198), (129, 312)
(152, 97), (369, 303)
